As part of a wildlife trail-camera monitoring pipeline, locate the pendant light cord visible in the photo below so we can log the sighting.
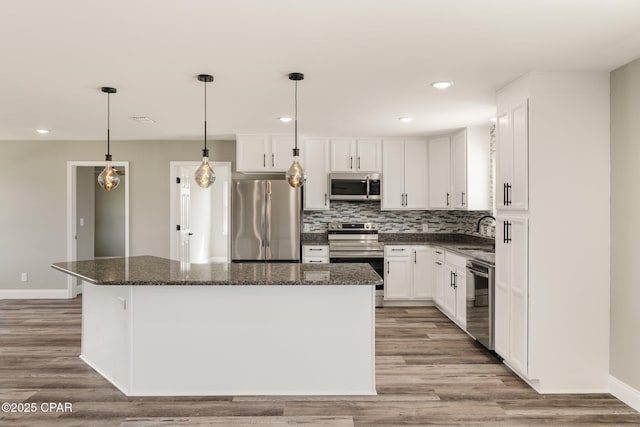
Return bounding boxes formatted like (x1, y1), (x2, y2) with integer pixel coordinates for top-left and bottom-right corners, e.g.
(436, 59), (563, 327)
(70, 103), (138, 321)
(204, 79), (208, 152)
(294, 80), (298, 150)
(107, 92), (111, 156)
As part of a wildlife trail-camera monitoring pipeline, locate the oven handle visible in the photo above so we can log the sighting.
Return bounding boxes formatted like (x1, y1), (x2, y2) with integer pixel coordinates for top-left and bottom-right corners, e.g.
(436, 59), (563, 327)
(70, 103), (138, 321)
(467, 267), (489, 278)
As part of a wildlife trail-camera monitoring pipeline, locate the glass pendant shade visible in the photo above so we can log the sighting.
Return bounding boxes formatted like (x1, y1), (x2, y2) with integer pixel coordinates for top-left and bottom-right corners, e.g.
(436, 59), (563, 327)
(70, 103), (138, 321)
(98, 159), (120, 191)
(196, 74), (215, 189)
(287, 72), (305, 189)
(286, 153), (306, 188)
(195, 153), (215, 188)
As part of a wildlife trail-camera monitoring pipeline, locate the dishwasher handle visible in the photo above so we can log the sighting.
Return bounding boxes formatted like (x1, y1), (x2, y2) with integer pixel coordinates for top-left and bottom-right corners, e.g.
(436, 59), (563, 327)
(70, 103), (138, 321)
(467, 267), (490, 278)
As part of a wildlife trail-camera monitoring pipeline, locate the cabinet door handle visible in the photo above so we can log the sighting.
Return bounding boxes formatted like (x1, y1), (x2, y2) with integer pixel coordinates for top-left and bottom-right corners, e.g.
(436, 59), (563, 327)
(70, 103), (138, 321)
(506, 183), (512, 206)
(401, 194), (404, 206)
(461, 191), (465, 206)
(391, 248), (405, 252)
(387, 260), (390, 275)
(358, 156), (361, 170)
(450, 271), (454, 287)
(503, 221), (508, 244)
(453, 273), (458, 289)
(263, 153), (266, 168)
(324, 193), (327, 206)
(308, 248), (322, 251)
(435, 261), (442, 266)
(405, 193), (408, 207)
(309, 260), (323, 263)
(414, 251), (417, 263)
(272, 153), (275, 167)
(446, 192), (450, 206)
(350, 156), (353, 169)
(435, 250), (443, 255)
(503, 183), (507, 206)
(507, 221), (512, 243)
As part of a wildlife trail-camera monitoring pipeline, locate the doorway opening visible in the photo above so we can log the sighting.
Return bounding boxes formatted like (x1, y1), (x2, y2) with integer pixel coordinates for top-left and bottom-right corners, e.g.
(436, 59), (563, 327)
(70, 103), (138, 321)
(169, 161), (231, 264)
(66, 161), (130, 297)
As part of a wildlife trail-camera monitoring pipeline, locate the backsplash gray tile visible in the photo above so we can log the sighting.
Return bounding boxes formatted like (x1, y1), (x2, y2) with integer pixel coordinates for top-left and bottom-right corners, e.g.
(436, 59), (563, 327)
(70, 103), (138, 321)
(303, 201), (496, 238)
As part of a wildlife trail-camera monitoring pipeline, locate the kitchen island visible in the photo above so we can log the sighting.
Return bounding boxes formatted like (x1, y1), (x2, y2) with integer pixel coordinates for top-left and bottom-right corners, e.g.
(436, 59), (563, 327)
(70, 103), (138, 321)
(52, 256), (381, 397)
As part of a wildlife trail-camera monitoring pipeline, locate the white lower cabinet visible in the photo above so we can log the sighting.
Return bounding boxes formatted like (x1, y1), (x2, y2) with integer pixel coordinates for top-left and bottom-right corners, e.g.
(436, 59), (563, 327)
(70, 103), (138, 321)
(384, 245), (431, 302)
(495, 215), (528, 376)
(433, 250), (467, 329)
(432, 248), (445, 307)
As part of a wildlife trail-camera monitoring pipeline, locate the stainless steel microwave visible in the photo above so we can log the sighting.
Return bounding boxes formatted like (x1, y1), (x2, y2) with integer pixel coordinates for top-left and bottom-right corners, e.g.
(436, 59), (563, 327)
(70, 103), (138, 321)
(329, 173), (382, 201)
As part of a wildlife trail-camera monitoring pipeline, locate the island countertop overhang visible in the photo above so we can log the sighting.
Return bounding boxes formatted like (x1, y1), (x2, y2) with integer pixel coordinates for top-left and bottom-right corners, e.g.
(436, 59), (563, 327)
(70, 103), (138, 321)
(51, 256), (382, 286)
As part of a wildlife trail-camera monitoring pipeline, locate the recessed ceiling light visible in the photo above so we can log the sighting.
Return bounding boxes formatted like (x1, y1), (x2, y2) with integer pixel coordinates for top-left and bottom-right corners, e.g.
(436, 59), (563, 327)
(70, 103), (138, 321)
(431, 81), (453, 90)
(399, 117), (414, 123)
(36, 129), (49, 134)
(130, 116), (155, 123)
(279, 117), (293, 123)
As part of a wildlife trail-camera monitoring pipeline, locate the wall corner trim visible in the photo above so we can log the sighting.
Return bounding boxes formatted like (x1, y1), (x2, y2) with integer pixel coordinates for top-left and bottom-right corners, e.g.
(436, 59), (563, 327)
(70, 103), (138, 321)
(0, 289), (71, 300)
(609, 375), (640, 413)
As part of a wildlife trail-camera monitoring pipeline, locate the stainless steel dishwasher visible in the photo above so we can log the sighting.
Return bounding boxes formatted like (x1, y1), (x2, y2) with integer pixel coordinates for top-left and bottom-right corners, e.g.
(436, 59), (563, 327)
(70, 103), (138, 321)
(466, 260), (495, 350)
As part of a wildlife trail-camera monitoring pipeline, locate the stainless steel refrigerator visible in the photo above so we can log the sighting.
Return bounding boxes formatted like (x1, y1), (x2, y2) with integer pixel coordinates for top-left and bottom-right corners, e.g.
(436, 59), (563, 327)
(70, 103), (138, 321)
(231, 180), (301, 261)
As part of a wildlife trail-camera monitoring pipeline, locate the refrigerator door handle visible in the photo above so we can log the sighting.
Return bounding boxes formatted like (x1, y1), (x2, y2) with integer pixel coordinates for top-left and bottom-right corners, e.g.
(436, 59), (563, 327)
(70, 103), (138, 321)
(264, 182), (272, 256)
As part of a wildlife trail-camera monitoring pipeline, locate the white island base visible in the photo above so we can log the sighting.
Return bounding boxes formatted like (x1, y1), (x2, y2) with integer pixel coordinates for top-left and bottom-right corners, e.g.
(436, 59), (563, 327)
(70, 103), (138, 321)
(81, 281), (376, 396)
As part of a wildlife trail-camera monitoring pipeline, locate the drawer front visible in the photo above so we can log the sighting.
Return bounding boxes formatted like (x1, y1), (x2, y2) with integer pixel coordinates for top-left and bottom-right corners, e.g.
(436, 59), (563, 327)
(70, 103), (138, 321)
(445, 251), (467, 269)
(303, 245), (329, 257)
(384, 245), (412, 256)
(302, 257), (329, 264)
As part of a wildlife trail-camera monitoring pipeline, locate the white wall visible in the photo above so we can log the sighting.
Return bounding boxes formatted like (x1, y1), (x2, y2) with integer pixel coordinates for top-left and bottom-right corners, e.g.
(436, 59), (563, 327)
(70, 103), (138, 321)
(0, 140), (234, 290)
(94, 173), (126, 257)
(610, 58), (640, 392)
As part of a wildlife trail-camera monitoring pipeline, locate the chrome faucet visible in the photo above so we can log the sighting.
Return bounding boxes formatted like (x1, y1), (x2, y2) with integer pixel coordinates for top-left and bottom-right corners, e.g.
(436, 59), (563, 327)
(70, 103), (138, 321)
(476, 215), (496, 232)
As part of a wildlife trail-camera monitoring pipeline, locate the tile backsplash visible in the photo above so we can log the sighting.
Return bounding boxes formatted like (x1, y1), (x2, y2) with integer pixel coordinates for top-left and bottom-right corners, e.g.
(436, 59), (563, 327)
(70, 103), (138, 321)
(303, 201), (496, 238)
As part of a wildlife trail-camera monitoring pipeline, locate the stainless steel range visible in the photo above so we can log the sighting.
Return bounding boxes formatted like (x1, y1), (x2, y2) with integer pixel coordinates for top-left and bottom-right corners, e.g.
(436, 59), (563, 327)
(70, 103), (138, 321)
(328, 222), (384, 307)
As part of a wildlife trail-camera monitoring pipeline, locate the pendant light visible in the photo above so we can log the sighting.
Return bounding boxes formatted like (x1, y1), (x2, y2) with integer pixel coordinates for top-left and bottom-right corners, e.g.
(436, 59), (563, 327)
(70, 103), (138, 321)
(285, 72), (306, 188)
(195, 74), (215, 188)
(97, 87), (120, 191)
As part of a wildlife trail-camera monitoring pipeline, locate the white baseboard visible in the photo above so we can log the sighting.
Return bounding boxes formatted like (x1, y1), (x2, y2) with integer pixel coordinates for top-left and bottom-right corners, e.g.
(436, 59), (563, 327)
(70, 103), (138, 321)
(609, 375), (640, 412)
(0, 289), (71, 299)
(383, 300), (434, 307)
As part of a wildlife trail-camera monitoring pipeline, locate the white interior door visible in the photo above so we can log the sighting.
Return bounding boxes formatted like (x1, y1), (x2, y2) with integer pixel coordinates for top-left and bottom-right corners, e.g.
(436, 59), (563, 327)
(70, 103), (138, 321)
(170, 161), (231, 264)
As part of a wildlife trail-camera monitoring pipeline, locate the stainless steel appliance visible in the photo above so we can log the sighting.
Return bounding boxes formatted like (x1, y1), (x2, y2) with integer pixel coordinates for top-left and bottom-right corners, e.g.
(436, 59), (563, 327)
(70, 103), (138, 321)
(231, 180), (301, 261)
(329, 173), (381, 201)
(466, 259), (495, 350)
(328, 222), (384, 307)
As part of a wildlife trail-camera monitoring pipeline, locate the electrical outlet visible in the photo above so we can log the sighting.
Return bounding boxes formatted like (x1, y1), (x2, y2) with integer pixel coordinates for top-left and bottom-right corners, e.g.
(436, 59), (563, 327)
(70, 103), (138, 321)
(21, 273), (28, 282)
(422, 223), (429, 232)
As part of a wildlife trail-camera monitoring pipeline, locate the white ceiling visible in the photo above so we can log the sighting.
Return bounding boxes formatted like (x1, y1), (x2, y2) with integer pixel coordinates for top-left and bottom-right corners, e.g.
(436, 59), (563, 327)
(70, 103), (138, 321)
(2, 0), (640, 141)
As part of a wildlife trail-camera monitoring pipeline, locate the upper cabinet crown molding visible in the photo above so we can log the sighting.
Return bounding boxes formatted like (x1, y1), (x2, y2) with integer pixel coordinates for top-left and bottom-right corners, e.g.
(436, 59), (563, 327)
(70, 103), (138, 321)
(236, 134), (295, 172)
(329, 138), (382, 173)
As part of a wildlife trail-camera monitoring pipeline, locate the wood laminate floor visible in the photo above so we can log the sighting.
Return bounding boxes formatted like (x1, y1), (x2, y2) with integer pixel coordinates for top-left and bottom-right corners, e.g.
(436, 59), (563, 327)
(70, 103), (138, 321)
(1, 298), (638, 426)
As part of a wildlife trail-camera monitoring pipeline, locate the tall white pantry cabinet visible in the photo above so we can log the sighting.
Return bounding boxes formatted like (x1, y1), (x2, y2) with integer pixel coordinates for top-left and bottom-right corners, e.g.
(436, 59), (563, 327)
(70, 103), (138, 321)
(495, 72), (610, 393)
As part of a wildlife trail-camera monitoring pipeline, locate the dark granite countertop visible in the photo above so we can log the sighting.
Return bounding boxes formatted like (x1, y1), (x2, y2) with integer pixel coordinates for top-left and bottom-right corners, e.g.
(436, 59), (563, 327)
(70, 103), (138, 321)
(52, 256), (382, 286)
(301, 232), (495, 265)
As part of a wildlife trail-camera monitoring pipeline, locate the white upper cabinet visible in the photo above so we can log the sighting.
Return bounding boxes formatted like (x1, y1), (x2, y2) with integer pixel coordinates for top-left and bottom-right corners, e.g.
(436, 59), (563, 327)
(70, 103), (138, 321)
(496, 98), (529, 211)
(428, 127), (490, 210)
(236, 134), (294, 172)
(381, 139), (428, 210)
(302, 138), (330, 211)
(330, 138), (382, 172)
(428, 136), (451, 209)
(451, 130), (467, 209)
